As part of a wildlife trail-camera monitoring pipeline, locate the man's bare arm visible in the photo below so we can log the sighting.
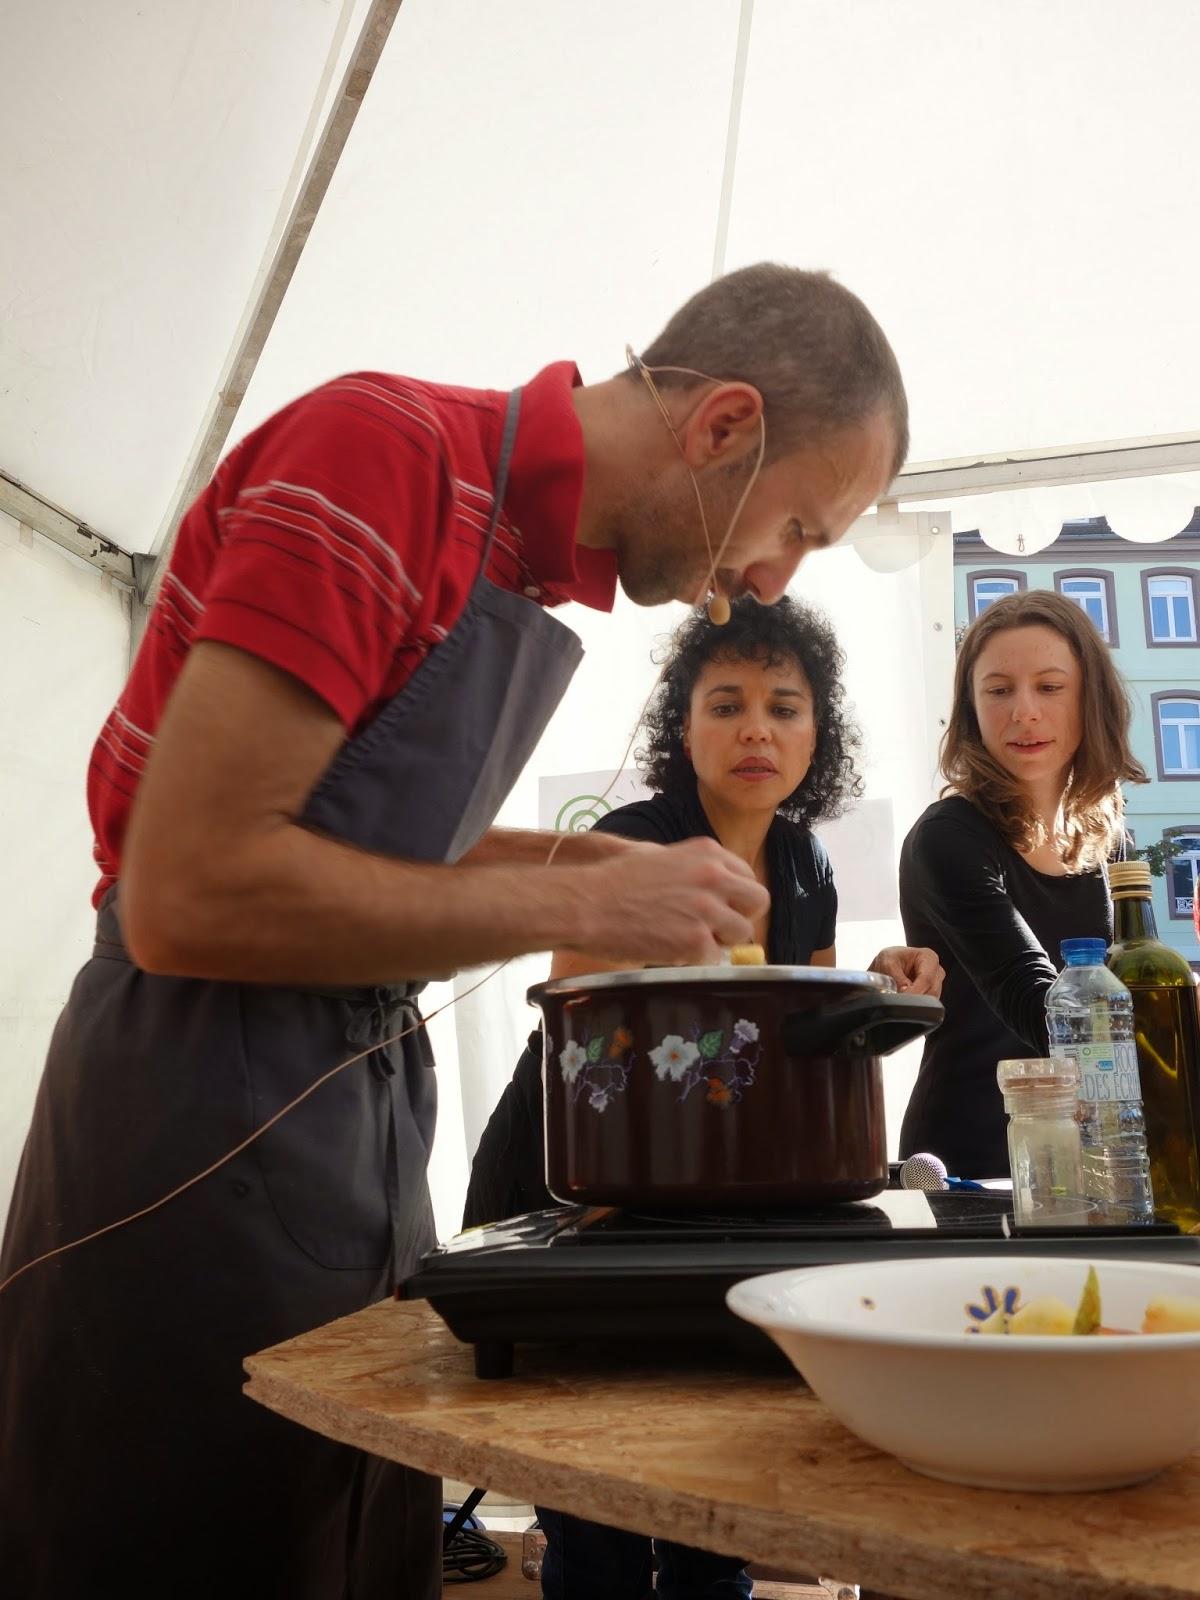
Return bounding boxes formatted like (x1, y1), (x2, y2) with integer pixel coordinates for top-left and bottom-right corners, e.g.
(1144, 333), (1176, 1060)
(120, 644), (767, 985)
(460, 827), (634, 868)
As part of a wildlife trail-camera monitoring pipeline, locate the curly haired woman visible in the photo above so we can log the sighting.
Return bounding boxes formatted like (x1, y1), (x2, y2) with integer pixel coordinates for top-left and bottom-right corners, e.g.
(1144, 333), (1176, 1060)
(464, 594), (942, 1600)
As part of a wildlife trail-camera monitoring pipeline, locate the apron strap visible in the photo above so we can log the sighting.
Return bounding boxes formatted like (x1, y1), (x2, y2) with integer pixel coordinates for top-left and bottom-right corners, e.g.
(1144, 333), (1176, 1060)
(479, 387), (523, 570)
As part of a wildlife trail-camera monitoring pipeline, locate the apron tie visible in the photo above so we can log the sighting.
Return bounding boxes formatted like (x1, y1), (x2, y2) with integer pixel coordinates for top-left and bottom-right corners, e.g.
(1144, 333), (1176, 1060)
(340, 986), (424, 1276)
(345, 987), (421, 1078)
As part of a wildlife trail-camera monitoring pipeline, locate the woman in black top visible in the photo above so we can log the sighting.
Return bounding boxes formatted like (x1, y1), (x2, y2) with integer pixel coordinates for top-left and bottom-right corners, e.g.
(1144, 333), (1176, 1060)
(468, 595), (943, 1225)
(466, 596), (942, 1600)
(900, 589), (1146, 1177)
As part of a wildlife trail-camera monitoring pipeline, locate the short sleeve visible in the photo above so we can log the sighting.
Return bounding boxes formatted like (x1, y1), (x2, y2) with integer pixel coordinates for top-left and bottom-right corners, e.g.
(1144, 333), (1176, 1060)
(193, 387), (443, 728)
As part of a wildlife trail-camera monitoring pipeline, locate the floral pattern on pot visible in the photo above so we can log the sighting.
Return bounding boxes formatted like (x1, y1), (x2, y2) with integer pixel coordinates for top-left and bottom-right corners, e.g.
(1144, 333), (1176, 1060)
(651, 1018), (762, 1108)
(558, 1026), (635, 1114)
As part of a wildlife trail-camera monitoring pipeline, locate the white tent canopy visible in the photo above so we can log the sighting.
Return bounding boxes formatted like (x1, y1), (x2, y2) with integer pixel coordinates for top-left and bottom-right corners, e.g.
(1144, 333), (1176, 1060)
(3, 0), (1199, 1234)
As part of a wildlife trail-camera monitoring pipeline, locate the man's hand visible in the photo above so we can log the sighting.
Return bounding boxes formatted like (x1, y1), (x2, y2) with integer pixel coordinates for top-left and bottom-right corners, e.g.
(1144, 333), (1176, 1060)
(869, 945), (945, 997)
(568, 837), (769, 968)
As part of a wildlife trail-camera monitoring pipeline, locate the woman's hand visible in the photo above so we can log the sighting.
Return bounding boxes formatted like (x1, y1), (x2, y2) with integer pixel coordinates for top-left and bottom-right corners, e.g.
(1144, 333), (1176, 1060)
(869, 945), (945, 997)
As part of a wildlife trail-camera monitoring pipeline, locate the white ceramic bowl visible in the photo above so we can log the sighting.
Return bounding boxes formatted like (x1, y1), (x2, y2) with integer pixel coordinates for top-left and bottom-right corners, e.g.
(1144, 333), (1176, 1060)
(727, 1256), (1200, 1491)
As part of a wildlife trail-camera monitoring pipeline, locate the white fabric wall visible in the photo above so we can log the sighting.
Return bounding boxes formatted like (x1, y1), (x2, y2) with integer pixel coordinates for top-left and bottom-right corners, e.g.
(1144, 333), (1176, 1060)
(0, 0), (371, 552)
(730, 0), (1200, 458)
(11, 0), (1199, 558)
(0, 515), (132, 1233)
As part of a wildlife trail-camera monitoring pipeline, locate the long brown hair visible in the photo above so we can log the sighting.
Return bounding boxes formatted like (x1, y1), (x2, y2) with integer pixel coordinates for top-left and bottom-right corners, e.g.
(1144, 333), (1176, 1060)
(941, 590), (1146, 869)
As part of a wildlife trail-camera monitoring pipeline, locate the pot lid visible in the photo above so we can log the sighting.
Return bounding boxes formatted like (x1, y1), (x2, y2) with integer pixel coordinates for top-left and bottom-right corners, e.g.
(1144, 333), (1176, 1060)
(529, 964), (896, 1000)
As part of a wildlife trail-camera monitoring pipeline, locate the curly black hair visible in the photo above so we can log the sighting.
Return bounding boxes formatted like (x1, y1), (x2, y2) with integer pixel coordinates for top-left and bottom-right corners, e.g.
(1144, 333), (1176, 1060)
(637, 595), (864, 826)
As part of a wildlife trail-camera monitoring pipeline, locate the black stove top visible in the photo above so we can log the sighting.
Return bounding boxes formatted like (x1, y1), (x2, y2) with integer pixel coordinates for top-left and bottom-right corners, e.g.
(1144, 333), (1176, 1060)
(400, 1192), (1200, 1378)
(542, 1190), (1019, 1241)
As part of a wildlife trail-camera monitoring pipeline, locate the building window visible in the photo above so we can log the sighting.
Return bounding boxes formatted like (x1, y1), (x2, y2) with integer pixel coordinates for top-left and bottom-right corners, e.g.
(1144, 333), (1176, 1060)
(1143, 570), (1198, 646)
(1055, 570), (1117, 643)
(1163, 830), (1200, 921)
(1155, 696), (1200, 778)
(969, 570), (1025, 619)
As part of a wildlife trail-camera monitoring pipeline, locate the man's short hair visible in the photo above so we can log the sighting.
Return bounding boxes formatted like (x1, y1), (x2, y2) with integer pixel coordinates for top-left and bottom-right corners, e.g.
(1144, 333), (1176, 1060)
(637, 263), (908, 477)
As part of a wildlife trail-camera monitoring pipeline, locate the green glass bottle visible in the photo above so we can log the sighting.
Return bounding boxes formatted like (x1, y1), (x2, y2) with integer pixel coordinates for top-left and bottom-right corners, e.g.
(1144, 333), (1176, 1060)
(1107, 860), (1200, 1230)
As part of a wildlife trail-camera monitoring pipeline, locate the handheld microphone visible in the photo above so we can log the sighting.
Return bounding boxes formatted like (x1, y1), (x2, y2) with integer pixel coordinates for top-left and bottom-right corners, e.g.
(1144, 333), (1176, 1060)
(898, 1152), (949, 1191)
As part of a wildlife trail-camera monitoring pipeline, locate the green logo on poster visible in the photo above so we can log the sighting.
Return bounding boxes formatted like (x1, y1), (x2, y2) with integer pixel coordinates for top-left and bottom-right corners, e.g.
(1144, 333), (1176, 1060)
(556, 794), (612, 833)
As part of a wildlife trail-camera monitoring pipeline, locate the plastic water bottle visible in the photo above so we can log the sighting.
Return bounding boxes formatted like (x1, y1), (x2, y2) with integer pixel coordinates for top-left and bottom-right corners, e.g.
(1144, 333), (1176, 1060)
(1045, 937), (1154, 1226)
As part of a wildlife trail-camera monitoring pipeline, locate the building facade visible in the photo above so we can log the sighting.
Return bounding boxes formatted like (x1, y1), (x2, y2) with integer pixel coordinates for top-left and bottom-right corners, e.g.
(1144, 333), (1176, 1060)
(954, 513), (1200, 965)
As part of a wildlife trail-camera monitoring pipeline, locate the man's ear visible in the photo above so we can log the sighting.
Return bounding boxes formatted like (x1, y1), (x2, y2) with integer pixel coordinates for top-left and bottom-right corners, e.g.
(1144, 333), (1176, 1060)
(682, 383), (763, 468)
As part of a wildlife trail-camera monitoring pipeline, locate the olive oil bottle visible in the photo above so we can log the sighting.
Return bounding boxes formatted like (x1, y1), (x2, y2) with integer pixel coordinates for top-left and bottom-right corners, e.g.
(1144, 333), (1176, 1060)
(1107, 861), (1200, 1229)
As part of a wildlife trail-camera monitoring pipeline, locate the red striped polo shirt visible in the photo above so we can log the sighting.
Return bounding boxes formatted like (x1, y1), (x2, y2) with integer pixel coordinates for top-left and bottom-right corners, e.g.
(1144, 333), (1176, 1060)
(87, 361), (615, 905)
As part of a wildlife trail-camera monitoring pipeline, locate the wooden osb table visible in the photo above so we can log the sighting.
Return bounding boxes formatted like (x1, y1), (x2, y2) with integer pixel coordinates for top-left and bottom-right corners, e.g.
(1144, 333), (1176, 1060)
(244, 1297), (1200, 1600)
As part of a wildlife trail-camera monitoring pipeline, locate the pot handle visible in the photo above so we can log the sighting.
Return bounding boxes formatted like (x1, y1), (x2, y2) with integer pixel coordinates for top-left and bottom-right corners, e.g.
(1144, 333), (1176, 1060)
(781, 991), (944, 1059)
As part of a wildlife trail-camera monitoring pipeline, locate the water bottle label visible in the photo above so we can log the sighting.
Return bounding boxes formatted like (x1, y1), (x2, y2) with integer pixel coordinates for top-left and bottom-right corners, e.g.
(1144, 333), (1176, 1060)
(1064, 1041), (1143, 1106)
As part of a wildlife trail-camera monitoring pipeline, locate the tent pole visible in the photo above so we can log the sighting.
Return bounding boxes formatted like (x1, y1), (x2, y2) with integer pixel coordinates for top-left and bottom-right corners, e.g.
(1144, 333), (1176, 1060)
(138, 0), (406, 606)
(712, 0), (755, 282)
(0, 472), (134, 588)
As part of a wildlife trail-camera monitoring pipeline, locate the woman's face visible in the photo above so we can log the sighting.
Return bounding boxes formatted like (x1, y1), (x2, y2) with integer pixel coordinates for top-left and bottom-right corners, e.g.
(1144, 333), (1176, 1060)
(970, 624), (1083, 789)
(684, 652), (817, 815)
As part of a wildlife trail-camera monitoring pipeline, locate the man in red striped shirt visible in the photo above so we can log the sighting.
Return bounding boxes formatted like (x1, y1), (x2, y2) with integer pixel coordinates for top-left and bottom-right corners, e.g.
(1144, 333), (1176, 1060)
(2, 264), (909, 1599)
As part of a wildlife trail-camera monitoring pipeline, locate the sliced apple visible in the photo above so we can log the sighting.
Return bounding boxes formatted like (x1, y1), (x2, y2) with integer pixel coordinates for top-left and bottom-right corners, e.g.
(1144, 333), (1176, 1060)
(1142, 1294), (1200, 1335)
(975, 1306), (1010, 1335)
(1008, 1296), (1076, 1336)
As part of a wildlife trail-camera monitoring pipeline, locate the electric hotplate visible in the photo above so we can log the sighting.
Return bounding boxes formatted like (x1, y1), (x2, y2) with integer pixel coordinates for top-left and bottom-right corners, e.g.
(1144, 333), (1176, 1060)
(398, 1191), (1200, 1377)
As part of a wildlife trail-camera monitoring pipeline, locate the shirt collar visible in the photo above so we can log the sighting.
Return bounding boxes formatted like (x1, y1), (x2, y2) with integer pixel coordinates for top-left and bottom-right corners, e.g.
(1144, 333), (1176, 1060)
(503, 360), (617, 613)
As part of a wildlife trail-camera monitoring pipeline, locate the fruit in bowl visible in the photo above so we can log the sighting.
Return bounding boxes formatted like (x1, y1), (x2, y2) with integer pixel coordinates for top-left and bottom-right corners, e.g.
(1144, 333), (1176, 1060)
(726, 1257), (1200, 1491)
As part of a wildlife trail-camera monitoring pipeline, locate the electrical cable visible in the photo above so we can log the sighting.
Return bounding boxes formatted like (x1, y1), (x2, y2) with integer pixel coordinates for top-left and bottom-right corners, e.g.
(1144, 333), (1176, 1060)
(443, 1493), (507, 1585)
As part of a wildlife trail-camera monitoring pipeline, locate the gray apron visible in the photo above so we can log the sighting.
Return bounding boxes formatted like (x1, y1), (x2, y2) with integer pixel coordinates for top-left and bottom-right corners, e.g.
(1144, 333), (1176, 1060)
(0, 390), (583, 1600)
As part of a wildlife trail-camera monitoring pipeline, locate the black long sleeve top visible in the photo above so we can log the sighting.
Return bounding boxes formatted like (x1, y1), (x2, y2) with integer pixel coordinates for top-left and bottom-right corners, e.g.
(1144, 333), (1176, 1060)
(898, 795), (1111, 1178)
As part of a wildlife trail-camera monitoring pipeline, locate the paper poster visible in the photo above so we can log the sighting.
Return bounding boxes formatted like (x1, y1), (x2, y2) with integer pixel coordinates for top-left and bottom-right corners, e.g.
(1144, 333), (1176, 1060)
(816, 797), (898, 923)
(538, 768), (651, 833)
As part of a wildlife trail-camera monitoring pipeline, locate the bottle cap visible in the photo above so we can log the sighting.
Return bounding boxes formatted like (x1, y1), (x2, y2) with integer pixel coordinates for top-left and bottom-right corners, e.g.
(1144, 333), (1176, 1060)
(1107, 860), (1152, 894)
(1060, 937), (1107, 966)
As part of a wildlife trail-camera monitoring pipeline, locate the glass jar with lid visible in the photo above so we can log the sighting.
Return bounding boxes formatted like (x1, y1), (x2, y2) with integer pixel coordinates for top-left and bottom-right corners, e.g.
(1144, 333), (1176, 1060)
(996, 1057), (1090, 1227)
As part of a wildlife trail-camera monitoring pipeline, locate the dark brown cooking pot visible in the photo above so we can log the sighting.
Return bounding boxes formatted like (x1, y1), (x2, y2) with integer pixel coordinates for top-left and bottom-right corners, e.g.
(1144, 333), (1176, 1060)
(528, 966), (943, 1208)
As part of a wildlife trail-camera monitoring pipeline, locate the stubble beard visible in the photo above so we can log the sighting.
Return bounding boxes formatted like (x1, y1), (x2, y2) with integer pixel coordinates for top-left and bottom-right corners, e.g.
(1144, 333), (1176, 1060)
(606, 470), (746, 609)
